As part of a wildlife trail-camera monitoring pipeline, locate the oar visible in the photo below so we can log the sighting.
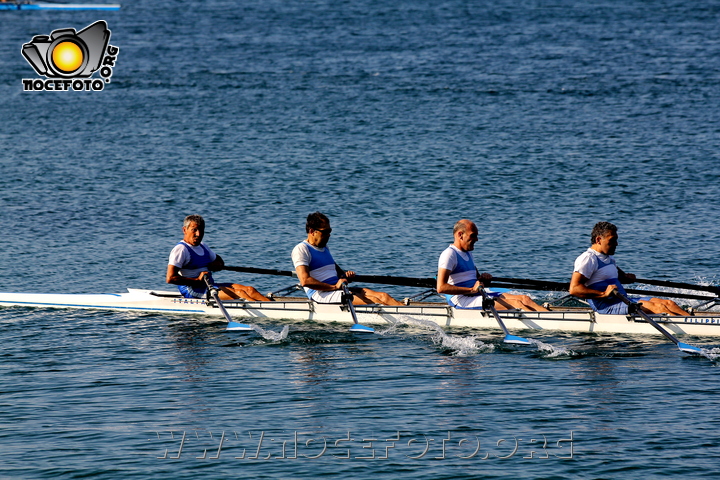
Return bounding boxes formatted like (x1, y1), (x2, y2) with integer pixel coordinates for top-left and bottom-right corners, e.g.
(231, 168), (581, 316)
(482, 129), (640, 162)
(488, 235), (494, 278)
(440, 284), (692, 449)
(224, 266), (297, 279)
(224, 266), (717, 301)
(341, 284), (375, 333)
(633, 278), (720, 296)
(352, 274), (435, 288)
(202, 275), (253, 331)
(464, 276), (716, 301)
(225, 266), (435, 288)
(496, 276), (720, 296)
(479, 288), (532, 345)
(613, 291), (702, 355)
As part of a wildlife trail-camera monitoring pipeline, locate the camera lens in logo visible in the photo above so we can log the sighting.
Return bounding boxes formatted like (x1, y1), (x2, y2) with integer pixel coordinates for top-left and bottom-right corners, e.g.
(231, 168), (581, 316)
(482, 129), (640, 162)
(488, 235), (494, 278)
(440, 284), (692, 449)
(50, 39), (87, 75)
(48, 37), (88, 76)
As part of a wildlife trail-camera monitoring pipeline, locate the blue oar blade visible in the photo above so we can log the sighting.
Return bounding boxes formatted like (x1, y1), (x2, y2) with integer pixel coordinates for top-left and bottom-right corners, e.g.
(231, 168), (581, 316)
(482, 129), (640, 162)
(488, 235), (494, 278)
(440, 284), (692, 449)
(677, 342), (703, 355)
(226, 321), (253, 331)
(349, 323), (375, 334)
(503, 334), (532, 345)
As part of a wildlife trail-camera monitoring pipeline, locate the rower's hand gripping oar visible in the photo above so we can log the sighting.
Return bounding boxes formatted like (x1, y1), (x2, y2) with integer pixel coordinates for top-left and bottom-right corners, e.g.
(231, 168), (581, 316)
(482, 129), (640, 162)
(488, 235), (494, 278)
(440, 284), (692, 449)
(202, 274), (253, 331)
(613, 290), (702, 355)
(479, 288), (532, 345)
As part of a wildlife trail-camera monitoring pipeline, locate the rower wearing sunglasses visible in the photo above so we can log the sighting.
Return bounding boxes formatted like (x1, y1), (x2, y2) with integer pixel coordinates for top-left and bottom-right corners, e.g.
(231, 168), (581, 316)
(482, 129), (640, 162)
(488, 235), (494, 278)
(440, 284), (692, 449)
(292, 212), (403, 306)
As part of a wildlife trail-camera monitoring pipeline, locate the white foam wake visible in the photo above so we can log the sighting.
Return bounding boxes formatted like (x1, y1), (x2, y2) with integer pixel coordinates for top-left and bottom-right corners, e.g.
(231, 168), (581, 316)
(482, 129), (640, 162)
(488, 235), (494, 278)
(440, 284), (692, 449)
(378, 315), (493, 356)
(249, 324), (290, 341)
(699, 347), (720, 362)
(528, 338), (575, 358)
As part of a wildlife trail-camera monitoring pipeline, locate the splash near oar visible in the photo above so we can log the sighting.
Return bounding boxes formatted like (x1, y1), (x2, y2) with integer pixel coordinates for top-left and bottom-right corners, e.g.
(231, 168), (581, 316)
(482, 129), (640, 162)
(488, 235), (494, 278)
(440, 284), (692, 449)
(245, 324), (290, 341)
(378, 314), (494, 355)
(613, 291), (703, 355)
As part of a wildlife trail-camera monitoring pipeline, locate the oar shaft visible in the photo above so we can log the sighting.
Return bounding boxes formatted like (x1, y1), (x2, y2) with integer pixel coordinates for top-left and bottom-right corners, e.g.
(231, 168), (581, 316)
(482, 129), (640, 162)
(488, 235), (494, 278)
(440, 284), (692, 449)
(489, 278), (717, 300)
(614, 292), (680, 345)
(480, 289), (511, 336)
(224, 266), (297, 278)
(203, 275), (234, 323)
(493, 277), (568, 290)
(497, 276), (720, 296)
(353, 274), (435, 288)
(634, 278), (720, 295)
(623, 288), (715, 301)
(224, 266), (718, 301)
(341, 284), (359, 325)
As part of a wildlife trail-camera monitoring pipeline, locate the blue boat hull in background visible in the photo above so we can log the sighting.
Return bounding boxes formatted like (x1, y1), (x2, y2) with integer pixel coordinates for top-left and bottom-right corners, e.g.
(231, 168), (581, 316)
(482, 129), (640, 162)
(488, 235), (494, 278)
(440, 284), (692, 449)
(0, 2), (120, 10)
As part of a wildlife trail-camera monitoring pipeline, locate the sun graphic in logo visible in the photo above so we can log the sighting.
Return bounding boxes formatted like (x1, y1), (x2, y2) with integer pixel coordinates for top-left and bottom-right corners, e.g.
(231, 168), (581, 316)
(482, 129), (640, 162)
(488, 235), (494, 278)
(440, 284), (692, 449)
(51, 41), (85, 74)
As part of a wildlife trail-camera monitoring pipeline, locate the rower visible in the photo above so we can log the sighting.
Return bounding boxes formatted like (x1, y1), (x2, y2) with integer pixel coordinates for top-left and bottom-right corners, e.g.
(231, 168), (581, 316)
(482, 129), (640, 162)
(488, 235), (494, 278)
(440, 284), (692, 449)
(166, 215), (269, 302)
(291, 212), (403, 306)
(569, 221), (689, 316)
(436, 219), (548, 311)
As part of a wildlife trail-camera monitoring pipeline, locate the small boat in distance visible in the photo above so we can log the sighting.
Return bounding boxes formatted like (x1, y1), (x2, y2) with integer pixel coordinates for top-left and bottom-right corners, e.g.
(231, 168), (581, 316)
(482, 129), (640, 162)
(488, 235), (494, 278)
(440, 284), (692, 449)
(0, 1), (120, 10)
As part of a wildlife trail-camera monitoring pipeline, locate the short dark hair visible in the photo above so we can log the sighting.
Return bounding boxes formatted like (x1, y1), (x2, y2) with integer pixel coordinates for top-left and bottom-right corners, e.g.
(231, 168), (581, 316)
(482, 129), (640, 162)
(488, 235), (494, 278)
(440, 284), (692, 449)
(184, 214), (205, 229)
(590, 221), (617, 245)
(306, 211), (329, 233)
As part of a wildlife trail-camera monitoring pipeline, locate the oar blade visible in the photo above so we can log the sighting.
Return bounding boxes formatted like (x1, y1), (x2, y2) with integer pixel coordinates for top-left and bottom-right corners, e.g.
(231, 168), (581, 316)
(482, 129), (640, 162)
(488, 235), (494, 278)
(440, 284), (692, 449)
(677, 342), (703, 355)
(503, 334), (532, 345)
(349, 323), (375, 333)
(226, 321), (254, 331)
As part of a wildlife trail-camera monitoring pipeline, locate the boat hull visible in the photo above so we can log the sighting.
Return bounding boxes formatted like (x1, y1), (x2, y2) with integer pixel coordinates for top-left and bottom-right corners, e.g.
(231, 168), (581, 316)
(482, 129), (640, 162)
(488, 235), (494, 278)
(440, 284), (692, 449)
(0, 3), (120, 10)
(1, 289), (719, 337)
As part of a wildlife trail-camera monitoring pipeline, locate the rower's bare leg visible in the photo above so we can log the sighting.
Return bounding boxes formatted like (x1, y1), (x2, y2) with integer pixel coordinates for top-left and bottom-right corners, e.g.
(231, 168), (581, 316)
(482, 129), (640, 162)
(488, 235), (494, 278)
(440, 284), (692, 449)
(237, 285), (271, 302)
(219, 284), (270, 302)
(352, 288), (404, 306)
(639, 298), (689, 316)
(495, 294), (549, 312)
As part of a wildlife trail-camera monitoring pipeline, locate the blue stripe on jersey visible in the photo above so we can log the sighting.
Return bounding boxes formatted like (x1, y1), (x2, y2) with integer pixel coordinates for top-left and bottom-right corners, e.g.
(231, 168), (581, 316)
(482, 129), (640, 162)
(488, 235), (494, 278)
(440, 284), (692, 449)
(304, 241), (340, 285)
(178, 242), (213, 270)
(586, 255), (627, 313)
(447, 248), (477, 289)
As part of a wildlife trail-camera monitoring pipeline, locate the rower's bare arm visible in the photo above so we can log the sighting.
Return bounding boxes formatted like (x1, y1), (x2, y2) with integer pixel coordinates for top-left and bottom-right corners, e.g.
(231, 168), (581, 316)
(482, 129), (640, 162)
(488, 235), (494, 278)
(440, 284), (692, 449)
(436, 268), (480, 295)
(295, 265), (344, 291)
(618, 268), (636, 284)
(166, 265), (208, 286)
(208, 254), (225, 272)
(569, 272), (616, 299)
(333, 264), (356, 283)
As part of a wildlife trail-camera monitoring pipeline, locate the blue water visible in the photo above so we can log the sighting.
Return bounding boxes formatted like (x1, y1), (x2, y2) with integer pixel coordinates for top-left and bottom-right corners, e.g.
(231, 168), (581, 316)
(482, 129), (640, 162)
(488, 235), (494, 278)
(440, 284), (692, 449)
(2, 0), (720, 477)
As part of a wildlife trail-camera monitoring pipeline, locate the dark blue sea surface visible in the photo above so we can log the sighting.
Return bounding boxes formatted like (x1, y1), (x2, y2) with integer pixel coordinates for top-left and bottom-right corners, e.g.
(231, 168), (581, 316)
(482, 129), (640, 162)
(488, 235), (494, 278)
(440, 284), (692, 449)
(1, 0), (720, 478)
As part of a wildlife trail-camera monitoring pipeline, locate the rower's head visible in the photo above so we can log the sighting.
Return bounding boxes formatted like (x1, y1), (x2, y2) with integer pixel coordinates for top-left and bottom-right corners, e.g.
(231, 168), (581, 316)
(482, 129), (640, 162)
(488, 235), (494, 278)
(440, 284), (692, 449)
(453, 219), (479, 252)
(183, 214), (205, 247)
(306, 211), (332, 248)
(590, 221), (618, 255)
